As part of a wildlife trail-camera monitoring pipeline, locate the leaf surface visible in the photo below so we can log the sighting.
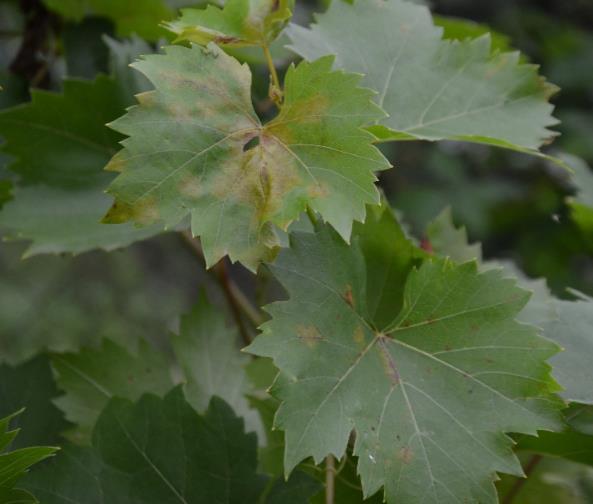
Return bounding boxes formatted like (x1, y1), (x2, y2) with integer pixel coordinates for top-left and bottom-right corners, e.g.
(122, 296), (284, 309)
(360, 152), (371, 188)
(248, 221), (562, 503)
(0, 77), (163, 256)
(105, 44), (388, 270)
(287, 0), (558, 153)
(52, 339), (174, 443)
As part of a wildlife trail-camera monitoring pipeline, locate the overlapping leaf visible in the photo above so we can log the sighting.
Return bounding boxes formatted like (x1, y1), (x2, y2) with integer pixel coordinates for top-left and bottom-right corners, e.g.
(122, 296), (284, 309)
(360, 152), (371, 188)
(425, 208), (593, 404)
(287, 0), (559, 153)
(22, 390), (320, 503)
(104, 43), (389, 270)
(0, 77), (163, 256)
(165, 0), (294, 47)
(52, 339), (174, 443)
(248, 211), (562, 503)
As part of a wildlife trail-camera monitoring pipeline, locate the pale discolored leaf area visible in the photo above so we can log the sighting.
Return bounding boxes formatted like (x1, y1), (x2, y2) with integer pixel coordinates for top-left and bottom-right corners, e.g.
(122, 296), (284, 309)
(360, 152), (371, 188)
(105, 43), (389, 270)
(164, 0), (294, 47)
(287, 0), (559, 154)
(248, 217), (563, 503)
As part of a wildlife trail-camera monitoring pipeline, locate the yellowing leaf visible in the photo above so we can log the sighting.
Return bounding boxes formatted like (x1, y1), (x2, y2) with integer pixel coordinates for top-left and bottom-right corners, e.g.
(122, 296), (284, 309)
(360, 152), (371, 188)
(165, 0), (294, 47)
(104, 44), (389, 270)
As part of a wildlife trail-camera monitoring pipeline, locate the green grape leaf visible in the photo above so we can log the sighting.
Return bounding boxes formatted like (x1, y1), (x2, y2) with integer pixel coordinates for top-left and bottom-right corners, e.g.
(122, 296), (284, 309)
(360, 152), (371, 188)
(426, 207), (482, 263)
(164, 0), (294, 47)
(0, 356), (68, 448)
(104, 43), (388, 270)
(22, 392), (321, 503)
(247, 223), (562, 503)
(172, 294), (262, 437)
(52, 339), (174, 443)
(0, 410), (57, 500)
(518, 405), (593, 467)
(0, 77), (163, 256)
(287, 0), (558, 154)
(92, 389), (267, 503)
(544, 296), (593, 405)
(563, 153), (593, 245)
(42, 0), (172, 40)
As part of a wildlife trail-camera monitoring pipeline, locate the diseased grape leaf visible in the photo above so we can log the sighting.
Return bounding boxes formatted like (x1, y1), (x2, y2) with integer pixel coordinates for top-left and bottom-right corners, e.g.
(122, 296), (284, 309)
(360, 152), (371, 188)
(42, 0), (172, 40)
(0, 77), (164, 256)
(0, 410), (57, 501)
(287, 0), (558, 154)
(247, 221), (562, 503)
(104, 43), (388, 270)
(165, 0), (294, 47)
(52, 339), (174, 443)
(0, 355), (68, 448)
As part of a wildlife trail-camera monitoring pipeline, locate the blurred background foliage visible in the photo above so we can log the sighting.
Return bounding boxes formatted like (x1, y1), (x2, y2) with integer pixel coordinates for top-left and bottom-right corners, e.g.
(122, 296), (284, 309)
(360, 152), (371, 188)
(0, 0), (592, 501)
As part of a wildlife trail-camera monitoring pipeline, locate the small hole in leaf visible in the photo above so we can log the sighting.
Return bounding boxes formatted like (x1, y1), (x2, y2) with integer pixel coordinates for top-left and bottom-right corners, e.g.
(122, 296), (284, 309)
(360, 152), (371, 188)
(243, 136), (260, 152)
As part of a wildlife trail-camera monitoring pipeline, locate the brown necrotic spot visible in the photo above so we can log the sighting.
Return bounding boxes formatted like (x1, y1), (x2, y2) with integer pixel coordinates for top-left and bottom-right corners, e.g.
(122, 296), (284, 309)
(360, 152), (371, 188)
(343, 285), (355, 308)
(397, 446), (414, 465)
(296, 325), (323, 348)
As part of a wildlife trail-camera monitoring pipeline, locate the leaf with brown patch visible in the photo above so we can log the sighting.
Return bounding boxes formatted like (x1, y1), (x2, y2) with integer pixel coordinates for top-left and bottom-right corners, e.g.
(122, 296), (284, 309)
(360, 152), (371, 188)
(104, 44), (389, 270)
(247, 223), (563, 504)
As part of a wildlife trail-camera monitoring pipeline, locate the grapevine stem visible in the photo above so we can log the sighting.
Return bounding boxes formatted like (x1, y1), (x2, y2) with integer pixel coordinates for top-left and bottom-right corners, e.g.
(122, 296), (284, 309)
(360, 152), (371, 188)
(501, 454), (543, 504)
(325, 455), (335, 504)
(263, 43), (282, 104)
(179, 231), (264, 344)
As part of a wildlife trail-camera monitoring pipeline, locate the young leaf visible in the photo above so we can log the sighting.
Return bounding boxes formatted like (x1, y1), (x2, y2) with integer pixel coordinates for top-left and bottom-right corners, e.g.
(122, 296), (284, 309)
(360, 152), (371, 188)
(165, 0), (294, 48)
(247, 223), (562, 503)
(0, 410), (57, 500)
(0, 77), (163, 256)
(51, 339), (174, 443)
(104, 44), (389, 270)
(287, 0), (559, 153)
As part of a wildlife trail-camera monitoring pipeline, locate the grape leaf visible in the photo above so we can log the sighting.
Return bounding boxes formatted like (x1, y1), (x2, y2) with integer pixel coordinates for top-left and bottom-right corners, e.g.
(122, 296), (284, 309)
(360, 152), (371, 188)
(172, 294), (263, 438)
(518, 405), (593, 467)
(42, 0), (172, 40)
(52, 339), (174, 443)
(0, 77), (163, 256)
(544, 296), (593, 405)
(425, 207), (482, 263)
(104, 43), (388, 270)
(165, 0), (294, 47)
(247, 223), (562, 503)
(93, 389), (268, 503)
(0, 410), (57, 501)
(22, 392), (320, 503)
(0, 356), (68, 448)
(287, 0), (558, 153)
(425, 208), (593, 404)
